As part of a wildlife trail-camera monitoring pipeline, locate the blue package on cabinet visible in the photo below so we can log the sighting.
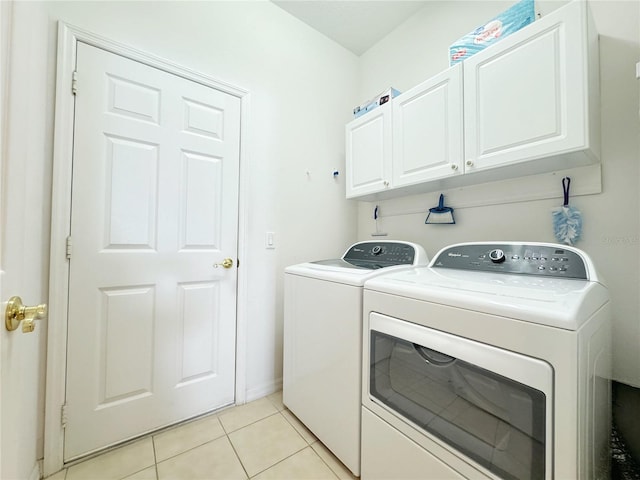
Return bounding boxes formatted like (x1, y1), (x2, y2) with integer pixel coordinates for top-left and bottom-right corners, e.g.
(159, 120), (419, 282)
(449, 0), (536, 65)
(353, 88), (401, 118)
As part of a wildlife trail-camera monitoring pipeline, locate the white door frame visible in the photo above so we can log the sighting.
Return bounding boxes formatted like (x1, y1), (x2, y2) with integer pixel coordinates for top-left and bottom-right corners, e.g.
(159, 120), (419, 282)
(43, 22), (251, 477)
(0, 1), (11, 477)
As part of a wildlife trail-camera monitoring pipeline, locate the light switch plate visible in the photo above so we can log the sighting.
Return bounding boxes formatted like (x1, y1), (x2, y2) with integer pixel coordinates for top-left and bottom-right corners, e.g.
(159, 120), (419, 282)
(266, 231), (275, 249)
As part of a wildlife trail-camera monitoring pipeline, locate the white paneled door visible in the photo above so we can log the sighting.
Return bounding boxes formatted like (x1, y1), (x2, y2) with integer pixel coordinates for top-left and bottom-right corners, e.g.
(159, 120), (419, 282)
(64, 43), (241, 460)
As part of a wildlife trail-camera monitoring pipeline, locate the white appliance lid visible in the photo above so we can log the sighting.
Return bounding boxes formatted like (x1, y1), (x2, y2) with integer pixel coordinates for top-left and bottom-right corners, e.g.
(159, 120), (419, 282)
(285, 262), (420, 286)
(284, 240), (429, 286)
(365, 242), (609, 330)
(365, 267), (609, 330)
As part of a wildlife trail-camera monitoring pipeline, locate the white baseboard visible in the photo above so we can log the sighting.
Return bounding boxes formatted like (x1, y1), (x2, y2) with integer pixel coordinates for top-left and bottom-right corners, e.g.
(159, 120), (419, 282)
(244, 377), (283, 404)
(30, 461), (41, 480)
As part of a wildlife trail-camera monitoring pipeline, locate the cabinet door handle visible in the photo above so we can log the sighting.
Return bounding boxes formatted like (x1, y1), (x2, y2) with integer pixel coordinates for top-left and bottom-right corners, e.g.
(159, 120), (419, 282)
(383, 180), (389, 187)
(450, 164), (459, 171)
(466, 160), (474, 167)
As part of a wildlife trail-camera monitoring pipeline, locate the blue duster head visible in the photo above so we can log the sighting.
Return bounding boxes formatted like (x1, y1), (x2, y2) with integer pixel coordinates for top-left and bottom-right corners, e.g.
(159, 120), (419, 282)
(552, 177), (582, 245)
(552, 205), (582, 245)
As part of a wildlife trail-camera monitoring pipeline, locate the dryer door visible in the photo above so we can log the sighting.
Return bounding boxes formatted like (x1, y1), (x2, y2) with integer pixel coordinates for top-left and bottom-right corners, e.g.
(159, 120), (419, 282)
(366, 313), (553, 480)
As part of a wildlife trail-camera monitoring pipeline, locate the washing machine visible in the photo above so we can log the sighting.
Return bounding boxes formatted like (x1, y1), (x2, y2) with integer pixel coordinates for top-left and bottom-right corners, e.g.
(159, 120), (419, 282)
(283, 240), (428, 476)
(361, 242), (611, 480)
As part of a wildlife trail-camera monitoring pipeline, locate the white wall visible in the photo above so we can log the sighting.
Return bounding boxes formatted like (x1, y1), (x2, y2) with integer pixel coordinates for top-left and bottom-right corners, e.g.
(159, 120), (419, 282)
(356, 0), (640, 386)
(2, 1), (358, 477)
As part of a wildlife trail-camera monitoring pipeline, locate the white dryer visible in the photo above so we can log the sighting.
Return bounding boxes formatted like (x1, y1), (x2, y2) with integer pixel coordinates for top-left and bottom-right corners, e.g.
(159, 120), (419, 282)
(283, 241), (428, 476)
(361, 242), (611, 480)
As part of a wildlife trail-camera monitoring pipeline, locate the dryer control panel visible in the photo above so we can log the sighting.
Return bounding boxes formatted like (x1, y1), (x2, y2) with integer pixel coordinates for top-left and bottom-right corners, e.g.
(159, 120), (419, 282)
(431, 243), (588, 279)
(343, 241), (418, 269)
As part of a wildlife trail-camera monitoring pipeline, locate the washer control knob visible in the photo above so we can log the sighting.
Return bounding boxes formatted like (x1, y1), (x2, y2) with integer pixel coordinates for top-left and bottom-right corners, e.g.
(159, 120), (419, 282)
(488, 249), (506, 263)
(371, 246), (382, 255)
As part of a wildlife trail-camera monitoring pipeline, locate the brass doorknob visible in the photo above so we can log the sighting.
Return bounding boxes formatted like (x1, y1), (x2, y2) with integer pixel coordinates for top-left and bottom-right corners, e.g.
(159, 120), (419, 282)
(5, 296), (47, 333)
(213, 258), (234, 269)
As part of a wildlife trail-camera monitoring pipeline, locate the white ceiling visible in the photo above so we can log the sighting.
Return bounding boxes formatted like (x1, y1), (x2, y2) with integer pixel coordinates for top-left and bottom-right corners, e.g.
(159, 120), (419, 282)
(272, 1), (429, 55)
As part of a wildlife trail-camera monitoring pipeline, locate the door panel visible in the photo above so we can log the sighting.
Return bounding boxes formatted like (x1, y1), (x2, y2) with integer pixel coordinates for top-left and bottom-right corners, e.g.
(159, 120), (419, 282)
(105, 136), (158, 248)
(392, 64), (463, 186)
(178, 282), (220, 383)
(64, 42), (240, 460)
(180, 152), (222, 248)
(345, 104), (392, 197)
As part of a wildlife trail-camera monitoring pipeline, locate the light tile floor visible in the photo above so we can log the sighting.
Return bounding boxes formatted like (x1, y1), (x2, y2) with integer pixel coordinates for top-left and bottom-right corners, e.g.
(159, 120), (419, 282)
(45, 392), (358, 480)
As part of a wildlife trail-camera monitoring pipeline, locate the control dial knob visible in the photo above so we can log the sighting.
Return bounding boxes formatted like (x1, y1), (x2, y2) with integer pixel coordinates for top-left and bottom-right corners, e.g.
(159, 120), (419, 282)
(371, 246), (382, 255)
(488, 249), (506, 263)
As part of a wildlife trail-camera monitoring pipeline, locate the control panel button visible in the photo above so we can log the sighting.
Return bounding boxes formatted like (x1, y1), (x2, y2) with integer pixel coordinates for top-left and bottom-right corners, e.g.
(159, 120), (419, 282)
(488, 249), (506, 263)
(371, 246), (382, 255)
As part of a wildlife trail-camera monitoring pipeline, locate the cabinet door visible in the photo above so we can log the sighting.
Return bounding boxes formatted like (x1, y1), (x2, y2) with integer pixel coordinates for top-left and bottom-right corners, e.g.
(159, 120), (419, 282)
(393, 64), (464, 187)
(345, 103), (392, 198)
(464, 0), (593, 173)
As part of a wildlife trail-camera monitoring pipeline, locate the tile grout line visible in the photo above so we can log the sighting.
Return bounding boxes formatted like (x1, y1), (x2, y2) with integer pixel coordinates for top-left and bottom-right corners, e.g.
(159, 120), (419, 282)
(171, 399), (285, 464)
(241, 411), (310, 479)
(225, 424), (251, 479)
(308, 442), (346, 480)
(247, 444), (313, 479)
(221, 397), (289, 478)
(221, 410), (282, 436)
(276, 403), (347, 479)
(150, 418), (229, 467)
(130, 407), (283, 473)
(151, 434), (159, 480)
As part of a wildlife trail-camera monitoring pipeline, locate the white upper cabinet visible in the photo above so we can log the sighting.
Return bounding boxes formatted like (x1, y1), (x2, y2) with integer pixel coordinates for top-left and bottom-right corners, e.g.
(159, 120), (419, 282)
(346, 103), (392, 198)
(345, 0), (599, 201)
(346, 66), (463, 199)
(392, 64), (464, 187)
(463, 0), (599, 174)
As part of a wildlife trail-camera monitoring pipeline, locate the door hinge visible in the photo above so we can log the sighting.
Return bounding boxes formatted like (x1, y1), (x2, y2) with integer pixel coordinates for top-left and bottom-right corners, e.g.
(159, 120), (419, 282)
(61, 403), (68, 428)
(66, 236), (72, 259)
(71, 70), (78, 95)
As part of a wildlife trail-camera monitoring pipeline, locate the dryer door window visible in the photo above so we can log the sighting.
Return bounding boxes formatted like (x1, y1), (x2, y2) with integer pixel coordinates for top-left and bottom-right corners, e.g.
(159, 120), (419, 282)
(370, 329), (548, 480)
